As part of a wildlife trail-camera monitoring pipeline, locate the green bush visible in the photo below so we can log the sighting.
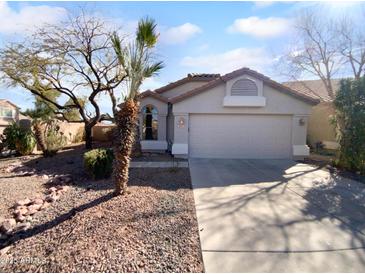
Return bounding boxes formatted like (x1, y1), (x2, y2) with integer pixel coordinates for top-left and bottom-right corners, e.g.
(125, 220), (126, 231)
(44, 121), (67, 156)
(84, 148), (114, 179)
(3, 123), (36, 155)
(3, 123), (21, 150)
(16, 130), (36, 155)
(334, 77), (365, 175)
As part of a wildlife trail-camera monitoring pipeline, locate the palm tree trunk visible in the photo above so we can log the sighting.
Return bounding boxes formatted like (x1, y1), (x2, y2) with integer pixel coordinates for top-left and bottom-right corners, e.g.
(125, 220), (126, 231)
(113, 99), (139, 195)
(132, 122), (142, 158)
(33, 122), (46, 154)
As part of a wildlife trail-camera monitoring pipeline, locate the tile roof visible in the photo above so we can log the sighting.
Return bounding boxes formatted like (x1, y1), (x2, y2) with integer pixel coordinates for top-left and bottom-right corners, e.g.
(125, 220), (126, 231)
(152, 73), (220, 94)
(139, 90), (169, 103)
(169, 67), (320, 105)
(0, 99), (20, 109)
(282, 79), (341, 102)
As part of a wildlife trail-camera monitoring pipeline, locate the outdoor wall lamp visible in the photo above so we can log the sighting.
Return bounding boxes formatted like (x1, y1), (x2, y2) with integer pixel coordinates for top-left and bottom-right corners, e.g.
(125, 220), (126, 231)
(299, 118), (306, 126)
(178, 117), (185, 128)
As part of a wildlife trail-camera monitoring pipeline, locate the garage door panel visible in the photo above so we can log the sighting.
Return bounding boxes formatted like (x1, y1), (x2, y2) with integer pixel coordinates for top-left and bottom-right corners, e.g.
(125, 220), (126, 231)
(189, 114), (292, 159)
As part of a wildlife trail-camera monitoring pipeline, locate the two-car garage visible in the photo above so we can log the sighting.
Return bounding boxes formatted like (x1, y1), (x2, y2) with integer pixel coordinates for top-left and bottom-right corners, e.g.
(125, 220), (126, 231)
(189, 114), (292, 159)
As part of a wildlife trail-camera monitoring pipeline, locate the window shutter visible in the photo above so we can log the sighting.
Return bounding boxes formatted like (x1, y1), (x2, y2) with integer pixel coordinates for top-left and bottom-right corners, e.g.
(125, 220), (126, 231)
(231, 79), (258, 96)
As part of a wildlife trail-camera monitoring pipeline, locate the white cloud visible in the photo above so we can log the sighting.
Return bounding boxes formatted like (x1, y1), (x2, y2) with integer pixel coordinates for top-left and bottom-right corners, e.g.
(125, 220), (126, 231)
(253, 1), (274, 8)
(0, 2), (67, 34)
(181, 47), (273, 74)
(227, 16), (291, 38)
(140, 77), (165, 91)
(160, 23), (202, 45)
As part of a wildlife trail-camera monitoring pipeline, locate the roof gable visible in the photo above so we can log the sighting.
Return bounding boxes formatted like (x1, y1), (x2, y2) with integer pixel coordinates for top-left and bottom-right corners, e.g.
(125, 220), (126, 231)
(169, 67), (320, 105)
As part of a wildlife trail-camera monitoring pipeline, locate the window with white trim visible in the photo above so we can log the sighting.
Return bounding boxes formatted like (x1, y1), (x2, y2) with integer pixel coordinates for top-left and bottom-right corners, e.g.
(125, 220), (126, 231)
(231, 79), (258, 96)
(0, 107), (13, 118)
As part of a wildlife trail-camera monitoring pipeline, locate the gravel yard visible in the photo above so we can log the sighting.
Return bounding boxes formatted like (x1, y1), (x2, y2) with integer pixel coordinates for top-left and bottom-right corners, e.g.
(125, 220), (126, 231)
(0, 147), (203, 272)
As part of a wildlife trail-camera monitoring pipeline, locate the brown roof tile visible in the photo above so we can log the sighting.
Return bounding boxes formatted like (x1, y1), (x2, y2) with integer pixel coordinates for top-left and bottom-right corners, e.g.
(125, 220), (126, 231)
(139, 90), (168, 103)
(152, 73), (220, 94)
(282, 79), (341, 102)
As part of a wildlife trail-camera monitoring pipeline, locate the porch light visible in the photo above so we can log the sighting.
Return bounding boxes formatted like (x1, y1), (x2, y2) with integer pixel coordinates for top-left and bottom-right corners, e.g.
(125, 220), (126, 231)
(178, 117), (185, 128)
(299, 118), (305, 126)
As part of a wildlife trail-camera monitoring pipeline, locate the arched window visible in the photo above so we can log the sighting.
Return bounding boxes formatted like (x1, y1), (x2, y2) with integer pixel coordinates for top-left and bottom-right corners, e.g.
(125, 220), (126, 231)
(231, 79), (258, 96)
(142, 105), (158, 140)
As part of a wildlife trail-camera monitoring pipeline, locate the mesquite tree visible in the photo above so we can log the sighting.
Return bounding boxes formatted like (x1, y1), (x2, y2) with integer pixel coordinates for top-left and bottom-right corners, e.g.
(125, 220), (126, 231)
(283, 8), (365, 98)
(0, 14), (125, 149)
(112, 18), (163, 195)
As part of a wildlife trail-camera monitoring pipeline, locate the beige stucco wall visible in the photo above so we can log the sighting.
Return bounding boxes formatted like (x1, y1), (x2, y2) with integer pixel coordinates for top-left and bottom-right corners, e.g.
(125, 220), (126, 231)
(172, 76), (314, 158)
(0, 101), (19, 135)
(307, 102), (337, 148)
(92, 124), (115, 142)
(160, 81), (210, 99)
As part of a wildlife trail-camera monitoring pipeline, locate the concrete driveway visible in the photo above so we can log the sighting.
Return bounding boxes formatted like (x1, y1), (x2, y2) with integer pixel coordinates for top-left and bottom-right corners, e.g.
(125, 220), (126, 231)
(189, 158), (365, 272)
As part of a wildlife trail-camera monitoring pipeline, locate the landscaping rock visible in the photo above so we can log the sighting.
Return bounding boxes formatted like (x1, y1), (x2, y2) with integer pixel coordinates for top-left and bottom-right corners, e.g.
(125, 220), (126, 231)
(48, 187), (57, 193)
(14, 206), (28, 216)
(16, 198), (31, 207)
(15, 222), (31, 232)
(40, 202), (50, 210)
(14, 213), (26, 222)
(1, 218), (16, 234)
(31, 198), (44, 205)
(42, 174), (49, 180)
(27, 204), (42, 215)
(45, 193), (60, 203)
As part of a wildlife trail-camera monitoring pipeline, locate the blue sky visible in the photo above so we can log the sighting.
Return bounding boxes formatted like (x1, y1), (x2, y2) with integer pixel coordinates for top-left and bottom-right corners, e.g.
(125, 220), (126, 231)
(0, 1), (364, 114)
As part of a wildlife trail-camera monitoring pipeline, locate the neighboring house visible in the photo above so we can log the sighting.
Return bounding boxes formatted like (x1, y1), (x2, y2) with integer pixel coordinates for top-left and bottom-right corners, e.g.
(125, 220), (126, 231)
(0, 99), (20, 135)
(139, 67), (319, 159)
(283, 79), (341, 150)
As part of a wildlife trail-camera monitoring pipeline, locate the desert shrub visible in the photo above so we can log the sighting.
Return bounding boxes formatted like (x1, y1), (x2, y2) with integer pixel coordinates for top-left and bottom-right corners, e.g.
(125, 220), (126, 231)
(84, 148), (114, 179)
(3, 122), (21, 150)
(3, 123), (36, 155)
(43, 121), (67, 157)
(15, 129), (36, 155)
(333, 77), (365, 174)
(73, 126), (85, 143)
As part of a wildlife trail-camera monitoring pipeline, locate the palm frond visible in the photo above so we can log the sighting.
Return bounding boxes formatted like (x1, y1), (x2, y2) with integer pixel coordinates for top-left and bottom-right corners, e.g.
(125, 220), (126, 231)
(143, 61), (164, 78)
(136, 17), (159, 48)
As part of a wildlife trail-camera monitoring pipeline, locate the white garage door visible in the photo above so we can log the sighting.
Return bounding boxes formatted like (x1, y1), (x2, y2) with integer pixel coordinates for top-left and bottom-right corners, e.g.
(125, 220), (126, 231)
(189, 114), (292, 159)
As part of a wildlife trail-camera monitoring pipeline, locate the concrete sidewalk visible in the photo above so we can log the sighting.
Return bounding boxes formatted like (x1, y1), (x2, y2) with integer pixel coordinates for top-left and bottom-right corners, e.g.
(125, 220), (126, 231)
(189, 158), (365, 272)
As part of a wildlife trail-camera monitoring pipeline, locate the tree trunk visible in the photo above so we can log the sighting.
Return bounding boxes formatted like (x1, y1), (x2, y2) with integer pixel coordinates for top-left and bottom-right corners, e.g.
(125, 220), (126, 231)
(33, 121), (47, 154)
(132, 123), (142, 158)
(113, 99), (139, 195)
(85, 124), (93, 149)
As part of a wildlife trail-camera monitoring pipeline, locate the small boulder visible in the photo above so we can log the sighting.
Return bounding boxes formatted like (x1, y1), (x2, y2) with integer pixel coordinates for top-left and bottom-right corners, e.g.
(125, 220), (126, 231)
(27, 204), (42, 215)
(15, 198), (31, 207)
(42, 174), (49, 180)
(14, 206), (28, 216)
(1, 218), (16, 234)
(45, 193), (60, 203)
(48, 187), (57, 193)
(31, 198), (44, 205)
(40, 202), (50, 210)
(14, 213), (26, 222)
(15, 222), (31, 232)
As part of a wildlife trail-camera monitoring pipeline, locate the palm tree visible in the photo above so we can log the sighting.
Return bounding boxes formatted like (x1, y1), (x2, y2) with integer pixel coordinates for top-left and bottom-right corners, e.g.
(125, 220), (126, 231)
(112, 18), (163, 195)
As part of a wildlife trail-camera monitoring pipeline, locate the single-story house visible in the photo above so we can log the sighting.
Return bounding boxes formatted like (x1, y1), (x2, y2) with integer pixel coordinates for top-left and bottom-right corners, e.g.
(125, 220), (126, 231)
(139, 67), (319, 159)
(0, 99), (21, 135)
(283, 79), (340, 150)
